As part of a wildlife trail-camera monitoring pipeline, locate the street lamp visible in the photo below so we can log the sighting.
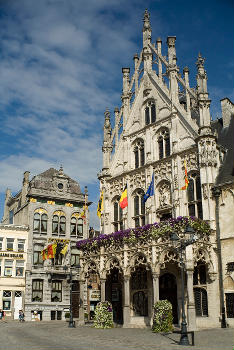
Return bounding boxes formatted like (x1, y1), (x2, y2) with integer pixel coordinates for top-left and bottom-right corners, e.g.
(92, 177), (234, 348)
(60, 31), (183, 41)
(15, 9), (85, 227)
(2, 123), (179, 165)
(170, 225), (198, 346)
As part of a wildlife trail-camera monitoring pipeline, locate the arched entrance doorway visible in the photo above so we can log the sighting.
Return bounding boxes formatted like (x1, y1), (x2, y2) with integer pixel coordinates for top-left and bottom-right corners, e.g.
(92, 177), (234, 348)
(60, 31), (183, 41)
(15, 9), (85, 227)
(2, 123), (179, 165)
(159, 273), (178, 323)
(131, 266), (149, 317)
(105, 268), (123, 324)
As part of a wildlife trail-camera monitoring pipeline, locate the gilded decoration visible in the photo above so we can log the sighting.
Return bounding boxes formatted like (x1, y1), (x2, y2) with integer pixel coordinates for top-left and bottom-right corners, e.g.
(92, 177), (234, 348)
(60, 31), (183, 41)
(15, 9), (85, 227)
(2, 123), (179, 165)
(30, 197), (37, 203)
(34, 208), (47, 214)
(53, 210), (65, 216)
(47, 200), (55, 205)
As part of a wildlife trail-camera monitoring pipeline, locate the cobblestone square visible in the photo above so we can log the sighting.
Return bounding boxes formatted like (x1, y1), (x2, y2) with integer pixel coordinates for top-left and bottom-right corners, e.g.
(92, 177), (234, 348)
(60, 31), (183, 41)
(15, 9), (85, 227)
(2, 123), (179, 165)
(0, 321), (233, 350)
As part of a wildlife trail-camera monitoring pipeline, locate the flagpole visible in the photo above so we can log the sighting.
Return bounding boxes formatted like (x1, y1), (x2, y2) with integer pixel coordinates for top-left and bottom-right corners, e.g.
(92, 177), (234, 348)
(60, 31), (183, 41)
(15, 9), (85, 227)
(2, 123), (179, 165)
(103, 188), (105, 234)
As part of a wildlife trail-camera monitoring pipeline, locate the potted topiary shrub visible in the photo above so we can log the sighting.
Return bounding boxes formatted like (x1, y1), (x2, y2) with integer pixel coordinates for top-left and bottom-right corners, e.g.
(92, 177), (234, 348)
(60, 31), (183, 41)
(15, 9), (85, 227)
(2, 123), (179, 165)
(152, 300), (174, 333)
(65, 312), (70, 321)
(93, 301), (114, 329)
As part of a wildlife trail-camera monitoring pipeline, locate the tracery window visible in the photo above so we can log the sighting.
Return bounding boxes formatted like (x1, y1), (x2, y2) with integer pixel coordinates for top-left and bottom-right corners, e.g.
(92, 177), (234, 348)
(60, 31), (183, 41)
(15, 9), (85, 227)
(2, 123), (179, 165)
(157, 128), (170, 159)
(145, 101), (156, 125)
(134, 140), (145, 169)
(113, 197), (123, 232)
(52, 211), (66, 236)
(187, 173), (203, 219)
(133, 190), (145, 227)
(70, 213), (83, 237)
(33, 209), (48, 234)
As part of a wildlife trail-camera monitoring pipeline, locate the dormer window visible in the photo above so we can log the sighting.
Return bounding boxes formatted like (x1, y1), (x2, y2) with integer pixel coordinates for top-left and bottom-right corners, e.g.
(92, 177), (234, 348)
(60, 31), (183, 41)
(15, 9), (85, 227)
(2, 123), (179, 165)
(157, 128), (170, 159)
(145, 101), (156, 125)
(134, 140), (145, 169)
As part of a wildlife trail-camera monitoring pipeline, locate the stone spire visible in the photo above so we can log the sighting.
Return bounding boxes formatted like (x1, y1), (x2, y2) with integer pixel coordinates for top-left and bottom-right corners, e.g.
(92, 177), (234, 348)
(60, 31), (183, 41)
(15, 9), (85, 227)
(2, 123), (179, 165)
(102, 108), (112, 170)
(196, 53), (211, 133)
(142, 9), (152, 47)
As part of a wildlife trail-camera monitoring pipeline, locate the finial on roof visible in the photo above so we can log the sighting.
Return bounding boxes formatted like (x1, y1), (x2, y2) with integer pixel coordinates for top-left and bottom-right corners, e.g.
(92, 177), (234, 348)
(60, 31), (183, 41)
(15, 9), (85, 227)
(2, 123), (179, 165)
(104, 108), (110, 120)
(143, 9), (151, 30)
(59, 165), (64, 175)
(196, 52), (205, 67)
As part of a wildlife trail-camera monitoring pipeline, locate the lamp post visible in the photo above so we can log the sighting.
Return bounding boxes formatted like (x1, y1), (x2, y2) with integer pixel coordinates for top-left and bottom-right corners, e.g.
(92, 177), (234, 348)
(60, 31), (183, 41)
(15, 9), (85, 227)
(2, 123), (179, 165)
(68, 269), (75, 328)
(170, 226), (198, 346)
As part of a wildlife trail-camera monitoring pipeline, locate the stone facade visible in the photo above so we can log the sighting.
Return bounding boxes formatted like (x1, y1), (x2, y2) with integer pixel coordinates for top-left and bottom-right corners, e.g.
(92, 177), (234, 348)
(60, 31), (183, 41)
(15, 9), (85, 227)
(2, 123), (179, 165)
(2, 167), (90, 321)
(79, 11), (234, 329)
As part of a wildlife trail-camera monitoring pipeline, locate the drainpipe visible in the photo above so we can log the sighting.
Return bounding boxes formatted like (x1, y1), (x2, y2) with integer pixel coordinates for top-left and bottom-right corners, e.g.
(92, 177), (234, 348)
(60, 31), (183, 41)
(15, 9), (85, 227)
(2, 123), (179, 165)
(212, 186), (227, 328)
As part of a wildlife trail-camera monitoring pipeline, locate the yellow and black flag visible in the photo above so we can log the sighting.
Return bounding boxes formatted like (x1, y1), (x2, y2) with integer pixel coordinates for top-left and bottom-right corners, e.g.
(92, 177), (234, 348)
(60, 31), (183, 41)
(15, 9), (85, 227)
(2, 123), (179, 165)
(97, 191), (104, 218)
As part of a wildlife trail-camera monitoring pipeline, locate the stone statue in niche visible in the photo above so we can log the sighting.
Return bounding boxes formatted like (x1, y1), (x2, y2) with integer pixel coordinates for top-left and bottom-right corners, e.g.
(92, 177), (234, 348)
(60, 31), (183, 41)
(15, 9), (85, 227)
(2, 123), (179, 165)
(159, 183), (171, 207)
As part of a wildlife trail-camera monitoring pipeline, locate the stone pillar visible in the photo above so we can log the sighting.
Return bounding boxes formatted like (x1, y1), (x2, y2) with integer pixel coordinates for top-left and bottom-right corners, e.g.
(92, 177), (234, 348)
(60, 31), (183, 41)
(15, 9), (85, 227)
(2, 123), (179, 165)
(152, 273), (160, 305)
(123, 275), (130, 327)
(100, 279), (106, 302)
(186, 269), (197, 331)
(78, 280), (85, 325)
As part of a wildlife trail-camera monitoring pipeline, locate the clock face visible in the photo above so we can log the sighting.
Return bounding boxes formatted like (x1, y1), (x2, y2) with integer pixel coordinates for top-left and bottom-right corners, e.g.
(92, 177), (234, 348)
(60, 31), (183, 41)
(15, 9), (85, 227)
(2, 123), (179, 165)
(58, 183), (64, 190)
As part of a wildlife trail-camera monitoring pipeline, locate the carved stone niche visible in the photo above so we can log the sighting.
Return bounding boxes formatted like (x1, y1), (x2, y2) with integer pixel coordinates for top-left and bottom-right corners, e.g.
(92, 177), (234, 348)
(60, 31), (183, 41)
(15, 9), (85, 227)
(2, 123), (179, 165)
(158, 182), (171, 208)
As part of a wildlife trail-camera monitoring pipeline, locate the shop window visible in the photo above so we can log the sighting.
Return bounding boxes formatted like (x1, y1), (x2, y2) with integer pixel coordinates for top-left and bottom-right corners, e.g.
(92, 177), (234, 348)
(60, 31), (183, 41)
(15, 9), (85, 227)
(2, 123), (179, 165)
(15, 260), (24, 277)
(33, 210), (48, 234)
(226, 293), (234, 318)
(113, 198), (123, 232)
(71, 215), (83, 237)
(32, 280), (43, 302)
(157, 128), (170, 159)
(188, 173), (203, 219)
(133, 190), (145, 228)
(3, 290), (11, 311)
(4, 260), (13, 276)
(52, 211), (66, 236)
(51, 310), (62, 320)
(33, 244), (44, 266)
(6, 238), (14, 251)
(51, 281), (62, 302)
(194, 288), (208, 316)
(134, 140), (145, 169)
(0, 237), (3, 250)
(17, 239), (25, 252)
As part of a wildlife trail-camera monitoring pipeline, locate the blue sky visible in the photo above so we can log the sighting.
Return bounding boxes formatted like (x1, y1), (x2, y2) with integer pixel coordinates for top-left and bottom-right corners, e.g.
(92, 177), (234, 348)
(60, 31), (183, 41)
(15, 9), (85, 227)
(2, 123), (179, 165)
(0, 0), (233, 229)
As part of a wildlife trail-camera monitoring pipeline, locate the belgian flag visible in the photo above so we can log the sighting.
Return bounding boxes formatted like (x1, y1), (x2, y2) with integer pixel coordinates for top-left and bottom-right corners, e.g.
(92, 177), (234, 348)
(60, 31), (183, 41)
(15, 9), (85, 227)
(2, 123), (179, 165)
(97, 191), (104, 218)
(119, 185), (128, 209)
(181, 160), (189, 190)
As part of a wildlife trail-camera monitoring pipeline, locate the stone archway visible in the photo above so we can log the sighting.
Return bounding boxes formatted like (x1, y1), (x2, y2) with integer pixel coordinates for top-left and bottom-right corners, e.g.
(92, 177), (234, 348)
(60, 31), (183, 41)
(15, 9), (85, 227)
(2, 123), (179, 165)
(159, 273), (178, 324)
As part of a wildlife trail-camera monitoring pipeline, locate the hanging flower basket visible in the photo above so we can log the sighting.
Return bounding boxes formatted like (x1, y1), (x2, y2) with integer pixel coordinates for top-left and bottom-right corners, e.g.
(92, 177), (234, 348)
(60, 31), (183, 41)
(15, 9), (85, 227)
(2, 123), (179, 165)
(93, 301), (114, 329)
(152, 300), (174, 333)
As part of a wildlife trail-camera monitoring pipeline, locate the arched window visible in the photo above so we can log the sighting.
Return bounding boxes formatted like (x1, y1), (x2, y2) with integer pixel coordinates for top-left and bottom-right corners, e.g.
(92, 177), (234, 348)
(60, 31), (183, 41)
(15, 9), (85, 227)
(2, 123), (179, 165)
(145, 101), (156, 125)
(70, 213), (83, 238)
(52, 211), (66, 236)
(187, 173), (203, 219)
(113, 197), (123, 232)
(33, 209), (48, 234)
(157, 128), (170, 159)
(33, 244), (44, 266)
(133, 190), (145, 227)
(133, 140), (145, 169)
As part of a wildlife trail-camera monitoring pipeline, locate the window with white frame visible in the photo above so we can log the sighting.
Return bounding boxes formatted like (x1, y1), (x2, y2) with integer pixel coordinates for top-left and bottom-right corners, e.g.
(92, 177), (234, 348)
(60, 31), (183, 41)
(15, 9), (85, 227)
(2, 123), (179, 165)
(33, 244), (44, 266)
(6, 238), (14, 251)
(113, 197), (123, 232)
(0, 237), (3, 250)
(71, 214), (83, 237)
(187, 173), (203, 219)
(33, 210), (48, 234)
(17, 239), (25, 252)
(32, 280), (43, 302)
(15, 260), (24, 277)
(52, 211), (66, 236)
(157, 128), (170, 159)
(134, 140), (145, 169)
(4, 260), (13, 276)
(51, 281), (62, 302)
(71, 248), (80, 267)
(133, 190), (145, 227)
(3, 290), (11, 310)
(145, 101), (156, 125)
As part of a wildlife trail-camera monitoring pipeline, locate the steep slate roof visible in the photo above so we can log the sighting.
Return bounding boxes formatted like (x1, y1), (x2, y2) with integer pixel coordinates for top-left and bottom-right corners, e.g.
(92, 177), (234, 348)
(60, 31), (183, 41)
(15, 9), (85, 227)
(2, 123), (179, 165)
(30, 167), (82, 194)
(212, 117), (234, 185)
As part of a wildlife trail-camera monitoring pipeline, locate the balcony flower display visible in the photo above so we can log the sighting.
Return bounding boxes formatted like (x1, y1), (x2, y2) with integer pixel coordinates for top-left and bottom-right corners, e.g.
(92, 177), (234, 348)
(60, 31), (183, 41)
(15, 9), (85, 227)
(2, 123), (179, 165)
(152, 300), (173, 333)
(93, 301), (114, 329)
